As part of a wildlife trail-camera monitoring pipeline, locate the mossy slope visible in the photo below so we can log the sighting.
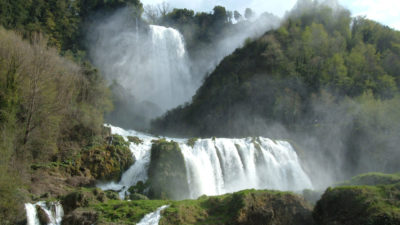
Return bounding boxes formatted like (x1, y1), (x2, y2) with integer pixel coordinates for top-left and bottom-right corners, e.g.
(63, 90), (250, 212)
(314, 172), (400, 225)
(160, 189), (313, 225)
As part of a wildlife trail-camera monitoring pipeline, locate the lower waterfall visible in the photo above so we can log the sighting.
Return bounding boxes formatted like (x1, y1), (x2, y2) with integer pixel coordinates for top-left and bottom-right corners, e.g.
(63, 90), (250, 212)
(98, 125), (313, 199)
(25, 202), (64, 225)
(137, 205), (169, 225)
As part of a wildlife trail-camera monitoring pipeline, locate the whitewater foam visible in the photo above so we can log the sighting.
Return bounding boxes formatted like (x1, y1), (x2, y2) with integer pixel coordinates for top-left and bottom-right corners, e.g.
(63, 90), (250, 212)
(99, 125), (313, 199)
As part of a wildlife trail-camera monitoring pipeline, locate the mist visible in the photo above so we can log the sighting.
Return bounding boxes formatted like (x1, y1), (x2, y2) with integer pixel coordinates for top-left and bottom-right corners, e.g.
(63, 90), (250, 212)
(87, 6), (280, 130)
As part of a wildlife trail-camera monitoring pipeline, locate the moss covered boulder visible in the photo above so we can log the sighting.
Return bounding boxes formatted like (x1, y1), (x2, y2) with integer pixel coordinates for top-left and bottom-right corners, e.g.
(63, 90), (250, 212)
(78, 135), (133, 181)
(148, 139), (190, 200)
(314, 173), (400, 225)
(160, 189), (314, 225)
(337, 172), (400, 186)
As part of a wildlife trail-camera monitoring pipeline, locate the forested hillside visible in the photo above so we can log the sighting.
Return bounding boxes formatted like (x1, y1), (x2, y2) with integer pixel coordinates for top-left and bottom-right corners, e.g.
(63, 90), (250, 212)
(152, 2), (400, 176)
(0, 0), (143, 223)
(2, 0), (400, 224)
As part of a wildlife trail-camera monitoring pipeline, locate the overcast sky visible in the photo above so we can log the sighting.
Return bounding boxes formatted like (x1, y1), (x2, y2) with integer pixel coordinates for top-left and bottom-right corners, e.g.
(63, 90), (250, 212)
(141, 0), (400, 30)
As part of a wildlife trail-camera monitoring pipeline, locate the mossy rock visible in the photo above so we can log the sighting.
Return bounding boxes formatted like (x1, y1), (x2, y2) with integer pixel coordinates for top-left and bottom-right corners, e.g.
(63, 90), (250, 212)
(62, 208), (99, 225)
(160, 189), (314, 225)
(36, 205), (50, 225)
(129, 193), (149, 200)
(148, 139), (190, 200)
(127, 136), (144, 145)
(128, 181), (149, 196)
(93, 200), (169, 224)
(187, 138), (198, 148)
(313, 184), (400, 225)
(77, 135), (133, 181)
(337, 172), (400, 186)
(61, 188), (113, 215)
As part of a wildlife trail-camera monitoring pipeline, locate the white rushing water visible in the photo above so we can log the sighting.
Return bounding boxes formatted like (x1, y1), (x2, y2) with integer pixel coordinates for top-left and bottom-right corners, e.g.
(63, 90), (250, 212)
(90, 13), (194, 114)
(25, 202), (63, 225)
(98, 125), (313, 199)
(137, 205), (169, 225)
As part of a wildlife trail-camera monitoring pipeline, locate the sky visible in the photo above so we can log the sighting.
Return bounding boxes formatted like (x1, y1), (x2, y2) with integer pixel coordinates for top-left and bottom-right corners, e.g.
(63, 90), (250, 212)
(141, 0), (400, 30)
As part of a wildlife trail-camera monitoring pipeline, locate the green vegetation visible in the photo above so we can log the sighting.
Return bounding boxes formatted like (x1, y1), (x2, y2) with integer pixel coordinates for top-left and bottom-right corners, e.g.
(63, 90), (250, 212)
(314, 172), (400, 225)
(62, 189), (312, 225)
(152, 2), (400, 175)
(187, 138), (199, 148)
(314, 184), (400, 225)
(160, 189), (313, 225)
(338, 172), (400, 186)
(76, 134), (134, 180)
(148, 139), (190, 200)
(128, 136), (144, 145)
(0, 0), (144, 53)
(95, 200), (169, 224)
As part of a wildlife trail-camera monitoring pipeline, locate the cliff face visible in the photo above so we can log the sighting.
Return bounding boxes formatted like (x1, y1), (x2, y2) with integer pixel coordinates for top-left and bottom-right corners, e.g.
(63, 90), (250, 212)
(147, 139), (190, 200)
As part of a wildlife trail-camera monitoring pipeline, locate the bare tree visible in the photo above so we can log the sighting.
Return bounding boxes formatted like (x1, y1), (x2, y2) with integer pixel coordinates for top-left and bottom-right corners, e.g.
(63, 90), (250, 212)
(158, 1), (171, 17)
(144, 5), (159, 23)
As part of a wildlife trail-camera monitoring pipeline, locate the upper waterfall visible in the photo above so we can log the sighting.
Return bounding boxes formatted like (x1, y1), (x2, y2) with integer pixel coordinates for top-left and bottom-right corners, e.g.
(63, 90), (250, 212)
(89, 10), (195, 118)
(98, 125), (313, 199)
(147, 25), (192, 111)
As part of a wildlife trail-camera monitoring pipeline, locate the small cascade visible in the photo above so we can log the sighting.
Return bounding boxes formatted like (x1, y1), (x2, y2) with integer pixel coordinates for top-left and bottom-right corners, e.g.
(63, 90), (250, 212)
(25, 202), (63, 225)
(97, 126), (156, 198)
(137, 205), (169, 225)
(99, 125), (313, 199)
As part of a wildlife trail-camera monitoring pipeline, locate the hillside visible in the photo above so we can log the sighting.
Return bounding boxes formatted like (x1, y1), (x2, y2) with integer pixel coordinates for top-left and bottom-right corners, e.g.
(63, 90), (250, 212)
(152, 2), (400, 176)
(2, 0), (400, 224)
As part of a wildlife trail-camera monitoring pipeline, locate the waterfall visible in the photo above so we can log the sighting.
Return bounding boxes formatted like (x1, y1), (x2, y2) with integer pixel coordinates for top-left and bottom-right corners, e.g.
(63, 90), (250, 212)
(147, 25), (192, 111)
(97, 126), (155, 198)
(90, 12), (194, 116)
(25, 202), (64, 225)
(181, 138), (313, 198)
(99, 125), (313, 199)
(137, 205), (169, 225)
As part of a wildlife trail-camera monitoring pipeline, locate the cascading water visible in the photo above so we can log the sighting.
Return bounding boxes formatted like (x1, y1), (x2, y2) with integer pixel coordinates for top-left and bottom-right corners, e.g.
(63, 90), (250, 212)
(25, 202), (64, 225)
(98, 125), (313, 199)
(89, 11), (194, 115)
(136, 205), (169, 225)
(181, 137), (313, 198)
(147, 25), (192, 111)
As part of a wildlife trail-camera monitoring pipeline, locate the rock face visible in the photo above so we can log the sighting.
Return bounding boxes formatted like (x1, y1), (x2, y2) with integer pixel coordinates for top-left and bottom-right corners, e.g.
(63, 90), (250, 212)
(36, 205), (50, 225)
(77, 135), (134, 181)
(314, 173), (400, 225)
(62, 209), (98, 225)
(160, 189), (314, 225)
(147, 139), (190, 200)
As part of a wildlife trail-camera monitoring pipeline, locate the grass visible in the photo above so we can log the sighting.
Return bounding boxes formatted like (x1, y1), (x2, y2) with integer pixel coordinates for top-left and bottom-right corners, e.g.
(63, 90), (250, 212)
(94, 200), (170, 224)
(337, 172), (400, 186)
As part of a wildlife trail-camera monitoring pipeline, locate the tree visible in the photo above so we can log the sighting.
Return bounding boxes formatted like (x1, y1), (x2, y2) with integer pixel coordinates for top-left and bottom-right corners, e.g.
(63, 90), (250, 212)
(213, 6), (228, 23)
(234, 10), (242, 21)
(244, 8), (254, 20)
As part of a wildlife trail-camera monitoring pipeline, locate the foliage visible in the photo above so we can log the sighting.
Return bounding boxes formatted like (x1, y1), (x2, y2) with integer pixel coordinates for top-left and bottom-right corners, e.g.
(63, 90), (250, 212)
(127, 136), (144, 145)
(159, 189), (313, 225)
(152, 2), (400, 175)
(337, 172), (400, 186)
(314, 183), (400, 225)
(94, 200), (169, 224)
(77, 134), (133, 180)
(187, 138), (198, 148)
(0, 0), (144, 53)
(0, 27), (112, 222)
